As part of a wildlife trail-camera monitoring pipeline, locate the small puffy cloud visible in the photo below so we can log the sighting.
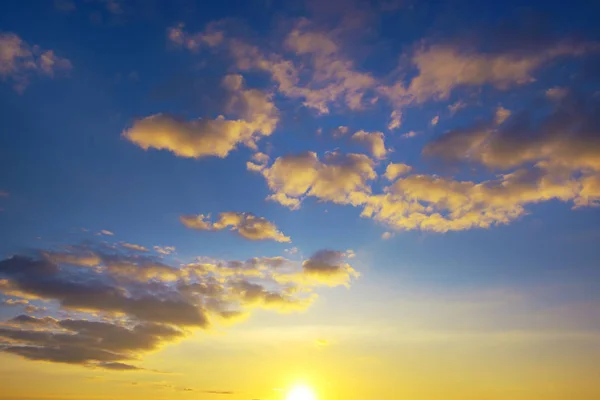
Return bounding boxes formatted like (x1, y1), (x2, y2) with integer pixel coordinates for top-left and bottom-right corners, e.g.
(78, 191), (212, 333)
(301, 250), (359, 287)
(0, 32), (72, 92)
(352, 130), (389, 159)
(384, 163), (412, 181)
(387, 110), (402, 130)
(123, 75), (278, 159)
(402, 131), (418, 139)
(430, 115), (440, 126)
(120, 243), (149, 252)
(495, 106), (511, 125)
(181, 212), (291, 243)
(154, 246), (176, 255)
(332, 125), (349, 138)
(98, 230), (114, 236)
(167, 23), (224, 51)
(284, 247), (299, 255)
(448, 100), (467, 115)
(381, 232), (393, 240)
(249, 151), (377, 209)
(546, 86), (569, 101)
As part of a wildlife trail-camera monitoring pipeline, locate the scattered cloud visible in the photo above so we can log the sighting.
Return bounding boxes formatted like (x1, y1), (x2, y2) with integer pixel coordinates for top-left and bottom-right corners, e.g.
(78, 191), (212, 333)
(387, 110), (402, 130)
(401, 130), (418, 139)
(300, 249), (359, 287)
(180, 212), (291, 243)
(154, 246), (176, 256)
(98, 230), (114, 236)
(381, 231), (393, 240)
(332, 125), (349, 138)
(168, 23), (224, 51)
(0, 241), (359, 369)
(0, 32), (72, 92)
(448, 100), (467, 115)
(380, 41), (598, 107)
(384, 163), (412, 181)
(351, 130), (389, 159)
(120, 243), (149, 252)
(495, 106), (511, 125)
(546, 86), (569, 101)
(123, 75), (278, 159)
(430, 115), (439, 126)
(249, 151), (377, 209)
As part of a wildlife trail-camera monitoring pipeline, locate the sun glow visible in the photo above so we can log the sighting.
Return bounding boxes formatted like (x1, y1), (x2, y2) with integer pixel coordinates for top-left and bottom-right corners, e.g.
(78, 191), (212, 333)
(286, 385), (317, 400)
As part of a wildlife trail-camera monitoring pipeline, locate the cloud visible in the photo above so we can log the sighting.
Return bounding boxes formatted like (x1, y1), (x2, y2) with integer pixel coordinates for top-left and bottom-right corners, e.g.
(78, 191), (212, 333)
(362, 168), (581, 232)
(154, 246), (176, 256)
(0, 241), (358, 369)
(248, 151), (377, 209)
(0, 317), (183, 370)
(174, 19), (377, 114)
(401, 131), (418, 139)
(331, 125), (349, 138)
(381, 41), (598, 106)
(120, 243), (149, 252)
(387, 110), (402, 130)
(98, 230), (114, 236)
(168, 23), (224, 51)
(123, 75), (278, 159)
(495, 106), (511, 125)
(0, 32), (72, 92)
(384, 163), (412, 181)
(430, 115), (439, 126)
(351, 130), (389, 159)
(381, 232), (393, 240)
(180, 212), (291, 243)
(300, 250), (359, 287)
(2, 299), (28, 306)
(546, 86), (569, 101)
(448, 100), (467, 115)
(423, 91), (600, 173)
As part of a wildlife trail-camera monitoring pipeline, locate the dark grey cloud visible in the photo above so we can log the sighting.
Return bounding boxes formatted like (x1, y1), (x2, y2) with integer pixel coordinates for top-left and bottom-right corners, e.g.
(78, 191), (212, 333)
(0, 243), (356, 370)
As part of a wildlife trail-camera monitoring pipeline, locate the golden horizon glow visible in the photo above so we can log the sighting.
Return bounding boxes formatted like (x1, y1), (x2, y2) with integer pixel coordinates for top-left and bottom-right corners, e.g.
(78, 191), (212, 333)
(286, 384), (317, 400)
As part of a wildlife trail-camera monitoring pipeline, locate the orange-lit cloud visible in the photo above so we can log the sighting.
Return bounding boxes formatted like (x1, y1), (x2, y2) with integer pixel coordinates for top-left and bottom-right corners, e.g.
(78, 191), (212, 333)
(0, 240), (359, 369)
(0, 32), (72, 92)
(123, 75), (278, 159)
(249, 151), (376, 209)
(180, 212), (291, 243)
(352, 130), (389, 159)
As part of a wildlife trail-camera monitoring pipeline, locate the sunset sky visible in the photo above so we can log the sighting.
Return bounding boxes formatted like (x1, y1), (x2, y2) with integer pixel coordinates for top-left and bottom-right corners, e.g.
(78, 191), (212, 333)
(1, 1), (600, 399)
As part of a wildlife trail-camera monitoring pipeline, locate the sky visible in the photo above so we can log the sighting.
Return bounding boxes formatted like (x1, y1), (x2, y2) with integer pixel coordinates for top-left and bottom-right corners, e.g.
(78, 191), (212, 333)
(1, 0), (600, 399)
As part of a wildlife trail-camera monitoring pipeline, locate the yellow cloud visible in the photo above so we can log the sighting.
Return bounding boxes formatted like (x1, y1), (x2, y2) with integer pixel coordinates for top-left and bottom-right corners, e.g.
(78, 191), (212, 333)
(352, 130), (389, 159)
(250, 151), (377, 208)
(384, 163), (412, 181)
(123, 75), (278, 159)
(181, 212), (291, 242)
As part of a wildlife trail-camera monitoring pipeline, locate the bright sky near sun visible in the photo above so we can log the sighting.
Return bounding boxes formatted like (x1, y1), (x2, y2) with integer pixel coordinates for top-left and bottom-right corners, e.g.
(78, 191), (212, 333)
(1, 1), (600, 399)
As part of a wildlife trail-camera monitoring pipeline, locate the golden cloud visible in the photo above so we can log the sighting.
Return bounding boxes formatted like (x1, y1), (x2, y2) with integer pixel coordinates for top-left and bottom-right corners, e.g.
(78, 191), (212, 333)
(180, 212), (291, 243)
(123, 75), (278, 159)
(250, 151), (377, 208)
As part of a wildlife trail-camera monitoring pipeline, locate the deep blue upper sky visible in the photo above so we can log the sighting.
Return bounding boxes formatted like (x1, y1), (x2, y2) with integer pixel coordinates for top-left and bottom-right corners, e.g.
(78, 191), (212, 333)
(1, 0), (600, 294)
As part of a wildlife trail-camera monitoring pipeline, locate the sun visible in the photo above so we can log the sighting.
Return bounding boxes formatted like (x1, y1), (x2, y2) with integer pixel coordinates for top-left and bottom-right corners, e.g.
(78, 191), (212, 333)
(286, 385), (317, 400)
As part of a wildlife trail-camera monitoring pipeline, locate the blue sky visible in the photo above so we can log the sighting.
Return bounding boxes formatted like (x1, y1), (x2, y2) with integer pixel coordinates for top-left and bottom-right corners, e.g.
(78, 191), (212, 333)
(1, 1), (600, 399)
